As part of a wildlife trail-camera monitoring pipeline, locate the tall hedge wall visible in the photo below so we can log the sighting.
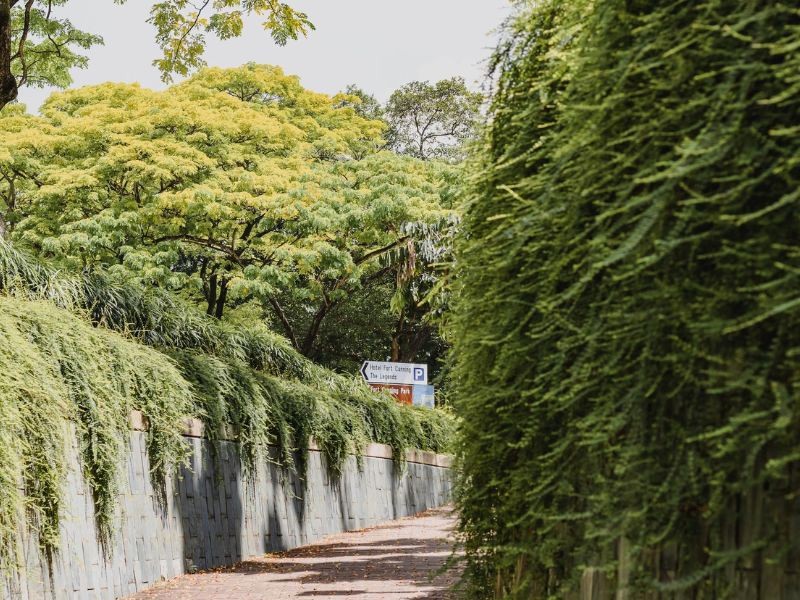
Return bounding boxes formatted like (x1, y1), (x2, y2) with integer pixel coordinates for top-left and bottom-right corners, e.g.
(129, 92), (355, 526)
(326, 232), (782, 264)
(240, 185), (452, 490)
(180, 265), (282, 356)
(451, 1), (800, 597)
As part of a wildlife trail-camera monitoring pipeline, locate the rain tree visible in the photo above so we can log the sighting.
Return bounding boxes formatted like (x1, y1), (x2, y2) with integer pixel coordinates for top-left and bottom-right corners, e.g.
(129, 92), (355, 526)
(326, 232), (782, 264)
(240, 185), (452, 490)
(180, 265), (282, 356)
(0, 65), (455, 359)
(0, 0), (313, 110)
(336, 84), (384, 122)
(284, 210), (459, 371)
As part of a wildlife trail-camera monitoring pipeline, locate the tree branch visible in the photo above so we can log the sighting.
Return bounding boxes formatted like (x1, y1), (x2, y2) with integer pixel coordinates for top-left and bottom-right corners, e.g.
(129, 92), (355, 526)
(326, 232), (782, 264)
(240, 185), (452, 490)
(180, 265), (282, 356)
(353, 236), (409, 267)
(9, 0), (34, 88)
(240, 214), (264, 243)
(267, 295), (301, 350)
(301, 297), (334, 356)
(168, 0), (211, 69)
(12, 0), (33, 60)
(149, 233), (243, 264)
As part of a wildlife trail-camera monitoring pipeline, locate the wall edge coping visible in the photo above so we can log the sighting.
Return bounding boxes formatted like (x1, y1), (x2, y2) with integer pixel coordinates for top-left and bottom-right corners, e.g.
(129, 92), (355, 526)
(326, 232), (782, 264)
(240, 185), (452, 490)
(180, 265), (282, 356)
(129, 410), (453, 468)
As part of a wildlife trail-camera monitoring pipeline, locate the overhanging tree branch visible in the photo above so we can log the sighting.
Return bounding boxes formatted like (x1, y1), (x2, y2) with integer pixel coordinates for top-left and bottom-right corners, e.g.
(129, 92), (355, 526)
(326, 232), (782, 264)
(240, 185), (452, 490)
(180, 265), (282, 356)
(353, 236), (409, 266)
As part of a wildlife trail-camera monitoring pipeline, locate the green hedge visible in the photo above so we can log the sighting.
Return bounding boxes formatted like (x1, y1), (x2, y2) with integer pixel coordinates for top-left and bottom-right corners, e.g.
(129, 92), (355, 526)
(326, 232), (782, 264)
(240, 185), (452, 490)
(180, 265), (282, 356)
(451, 0), (800, 597)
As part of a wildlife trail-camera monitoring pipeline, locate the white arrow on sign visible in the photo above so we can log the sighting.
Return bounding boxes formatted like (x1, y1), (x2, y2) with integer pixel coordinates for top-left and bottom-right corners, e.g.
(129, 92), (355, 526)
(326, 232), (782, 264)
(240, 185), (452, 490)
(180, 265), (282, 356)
(360, 361), (428, 385)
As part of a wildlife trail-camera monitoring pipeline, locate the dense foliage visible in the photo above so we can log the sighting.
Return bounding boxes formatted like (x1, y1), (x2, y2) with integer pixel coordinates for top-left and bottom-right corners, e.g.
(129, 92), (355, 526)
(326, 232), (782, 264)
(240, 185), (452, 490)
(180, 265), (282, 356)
(0, 64), (456, 361)
(0, 240), (454, 568)
(0, 297), (193, 565)
(451, 0), (800, 597)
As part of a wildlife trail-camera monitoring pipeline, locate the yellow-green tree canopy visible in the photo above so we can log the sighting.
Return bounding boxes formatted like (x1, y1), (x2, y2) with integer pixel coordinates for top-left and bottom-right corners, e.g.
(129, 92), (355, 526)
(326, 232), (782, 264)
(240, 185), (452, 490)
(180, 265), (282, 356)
(0, 64), (455, 355)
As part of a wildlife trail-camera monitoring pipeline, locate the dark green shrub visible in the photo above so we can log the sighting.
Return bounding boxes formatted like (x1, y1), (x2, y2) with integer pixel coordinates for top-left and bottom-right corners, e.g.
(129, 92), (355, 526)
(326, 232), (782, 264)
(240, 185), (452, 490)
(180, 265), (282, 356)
(451, 1), (800, 596)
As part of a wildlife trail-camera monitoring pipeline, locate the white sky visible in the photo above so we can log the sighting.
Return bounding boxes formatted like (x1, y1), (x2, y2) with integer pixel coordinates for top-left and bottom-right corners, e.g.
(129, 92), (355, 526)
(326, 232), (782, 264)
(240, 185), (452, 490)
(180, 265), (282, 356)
(17, 0), (510, 112)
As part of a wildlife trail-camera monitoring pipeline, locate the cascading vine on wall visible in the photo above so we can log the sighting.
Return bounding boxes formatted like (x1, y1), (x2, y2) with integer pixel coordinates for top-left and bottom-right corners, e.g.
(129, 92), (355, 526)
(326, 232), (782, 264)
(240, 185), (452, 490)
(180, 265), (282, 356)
(0, 241), (454, 571)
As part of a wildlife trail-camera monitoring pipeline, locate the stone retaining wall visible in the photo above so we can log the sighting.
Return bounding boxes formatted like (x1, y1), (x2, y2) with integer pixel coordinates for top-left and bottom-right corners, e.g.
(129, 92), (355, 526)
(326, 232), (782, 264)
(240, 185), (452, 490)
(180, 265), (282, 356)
(3, 414), (453, 600)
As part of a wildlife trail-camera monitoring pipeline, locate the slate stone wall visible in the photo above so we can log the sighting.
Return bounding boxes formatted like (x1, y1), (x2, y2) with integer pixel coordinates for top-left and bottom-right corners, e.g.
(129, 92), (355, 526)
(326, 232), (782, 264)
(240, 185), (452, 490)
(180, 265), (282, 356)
(3, 426), (453, 600)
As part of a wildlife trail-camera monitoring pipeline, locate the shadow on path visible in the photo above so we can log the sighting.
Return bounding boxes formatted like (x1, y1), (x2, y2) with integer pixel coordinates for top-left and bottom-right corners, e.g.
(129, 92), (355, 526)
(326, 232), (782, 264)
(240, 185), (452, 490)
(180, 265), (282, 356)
(130, 507), (461, 599)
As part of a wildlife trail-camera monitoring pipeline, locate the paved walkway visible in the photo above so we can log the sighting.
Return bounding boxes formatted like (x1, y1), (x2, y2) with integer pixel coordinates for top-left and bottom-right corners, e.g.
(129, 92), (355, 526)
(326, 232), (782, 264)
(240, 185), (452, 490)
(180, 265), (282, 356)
(127, 507), (460, 600)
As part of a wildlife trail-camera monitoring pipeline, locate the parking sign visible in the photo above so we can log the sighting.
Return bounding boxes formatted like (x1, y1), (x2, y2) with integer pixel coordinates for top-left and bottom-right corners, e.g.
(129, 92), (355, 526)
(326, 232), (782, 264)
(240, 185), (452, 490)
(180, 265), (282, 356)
(360, 361), (428, 385)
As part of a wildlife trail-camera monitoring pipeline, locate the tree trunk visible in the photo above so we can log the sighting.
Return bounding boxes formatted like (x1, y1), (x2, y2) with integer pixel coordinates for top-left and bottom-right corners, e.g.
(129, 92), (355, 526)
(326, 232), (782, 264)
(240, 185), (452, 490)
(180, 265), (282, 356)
(399, 327), (430, 363)
(300, 302), (331, 357)
(206, 273), (218, 316)
(0, 175), (13, 239)
(267, 296), (301, 350)
(204, 273), (229, 319)
(214, 277), (228, 319)
(0, 0), (18, 110)
(391, 308), (405, 362)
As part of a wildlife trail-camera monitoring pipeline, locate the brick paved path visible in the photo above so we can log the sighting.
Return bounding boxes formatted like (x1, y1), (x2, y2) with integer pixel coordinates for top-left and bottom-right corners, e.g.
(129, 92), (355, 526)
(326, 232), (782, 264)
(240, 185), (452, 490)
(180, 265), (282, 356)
(127, 507), (460, 600)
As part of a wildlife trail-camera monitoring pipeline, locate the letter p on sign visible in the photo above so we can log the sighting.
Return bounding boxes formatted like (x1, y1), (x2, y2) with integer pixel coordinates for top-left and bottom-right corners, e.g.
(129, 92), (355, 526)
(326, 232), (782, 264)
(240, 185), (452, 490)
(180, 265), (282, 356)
(414, 368), (425, 382)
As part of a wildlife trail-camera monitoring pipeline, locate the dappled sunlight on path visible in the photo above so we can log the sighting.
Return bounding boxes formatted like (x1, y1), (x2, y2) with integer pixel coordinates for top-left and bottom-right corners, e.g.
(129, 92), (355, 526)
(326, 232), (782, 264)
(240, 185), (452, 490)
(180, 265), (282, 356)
(127, 507), (461, 600)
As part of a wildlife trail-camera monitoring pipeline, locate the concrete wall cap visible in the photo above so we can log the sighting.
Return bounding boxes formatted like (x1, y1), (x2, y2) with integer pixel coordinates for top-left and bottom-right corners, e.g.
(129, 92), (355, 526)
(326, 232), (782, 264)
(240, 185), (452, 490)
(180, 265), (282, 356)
(129, 410), (452, 468)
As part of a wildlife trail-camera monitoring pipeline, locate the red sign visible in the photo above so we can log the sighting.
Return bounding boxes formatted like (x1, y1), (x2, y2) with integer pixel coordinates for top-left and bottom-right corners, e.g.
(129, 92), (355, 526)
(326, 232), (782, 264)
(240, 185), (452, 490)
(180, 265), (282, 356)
(369, 383), (413, 405)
